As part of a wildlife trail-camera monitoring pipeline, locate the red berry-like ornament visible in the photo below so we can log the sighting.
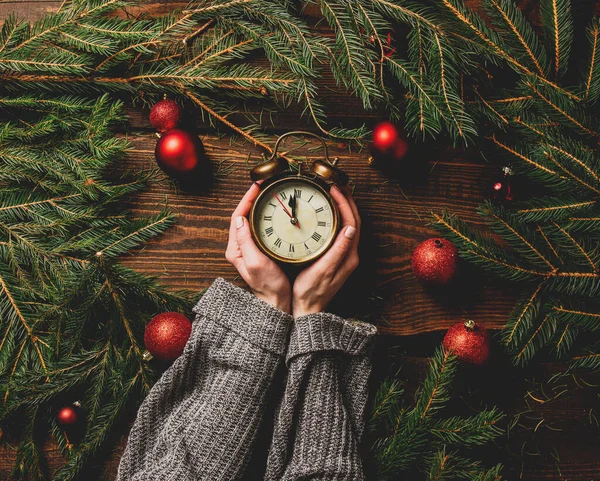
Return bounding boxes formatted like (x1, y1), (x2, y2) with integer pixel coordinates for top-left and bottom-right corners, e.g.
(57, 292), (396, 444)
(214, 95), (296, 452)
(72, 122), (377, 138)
(150, 99), (181, 133)
(443, 320), (491, 365)
(57, 402), (80, 427)
(155, 129), (205, 180)
(143, 312), (192, 361)
(369, 121), (409, 163)
(488, 166), (515, 203)
(411, 238), (458, 285)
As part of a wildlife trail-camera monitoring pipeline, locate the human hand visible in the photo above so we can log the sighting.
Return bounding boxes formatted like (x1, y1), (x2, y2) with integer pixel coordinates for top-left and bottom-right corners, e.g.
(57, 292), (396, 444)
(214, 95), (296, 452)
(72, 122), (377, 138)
(225, 183), (291, 313)
(292, 185), (360, 318)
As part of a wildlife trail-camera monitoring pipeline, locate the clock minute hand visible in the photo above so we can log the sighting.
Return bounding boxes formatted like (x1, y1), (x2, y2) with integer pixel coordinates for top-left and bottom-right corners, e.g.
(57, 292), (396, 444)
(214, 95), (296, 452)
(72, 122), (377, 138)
(272, 193), (300, 229)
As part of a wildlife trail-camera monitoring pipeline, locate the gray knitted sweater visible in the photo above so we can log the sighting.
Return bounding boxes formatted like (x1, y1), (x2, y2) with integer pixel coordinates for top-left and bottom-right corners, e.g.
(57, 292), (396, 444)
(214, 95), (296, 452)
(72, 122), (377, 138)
(116, 278), (377, 481)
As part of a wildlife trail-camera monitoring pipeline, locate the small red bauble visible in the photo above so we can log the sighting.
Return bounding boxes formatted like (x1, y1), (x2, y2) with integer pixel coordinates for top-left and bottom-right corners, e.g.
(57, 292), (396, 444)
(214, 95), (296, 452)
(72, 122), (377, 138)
(143, 312), (192, 361)
(443, 319), (491, 365)
(372, 121), (399, 152)
(56, 404), (79, 427)
(150, 99), (181, 133)
(488, 166), (515, 203)
(411, 238), (458, 285)
(155, 129), (205, 179)
(370, 121), (409, 163)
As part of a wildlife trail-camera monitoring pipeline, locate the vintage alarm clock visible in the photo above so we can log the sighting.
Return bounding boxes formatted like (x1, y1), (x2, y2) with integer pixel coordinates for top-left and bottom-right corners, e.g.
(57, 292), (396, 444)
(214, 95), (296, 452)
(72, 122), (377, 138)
(249, 131), (349, 265)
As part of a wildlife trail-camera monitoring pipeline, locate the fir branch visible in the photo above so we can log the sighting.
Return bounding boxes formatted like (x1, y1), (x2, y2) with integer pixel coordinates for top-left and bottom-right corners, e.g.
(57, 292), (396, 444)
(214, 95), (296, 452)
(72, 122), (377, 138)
(583, 18), (600, 103)
(541, 0), (573, 80)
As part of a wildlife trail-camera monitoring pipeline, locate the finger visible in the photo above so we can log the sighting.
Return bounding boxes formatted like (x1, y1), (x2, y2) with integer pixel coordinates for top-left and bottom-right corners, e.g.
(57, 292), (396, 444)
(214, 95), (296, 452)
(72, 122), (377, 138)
(313, 223), (357, 274)
(332, 185), (361, 245)
(235, 215), (266, 269)
(232, 182), (262, 219)
(330, 185), (356, 230)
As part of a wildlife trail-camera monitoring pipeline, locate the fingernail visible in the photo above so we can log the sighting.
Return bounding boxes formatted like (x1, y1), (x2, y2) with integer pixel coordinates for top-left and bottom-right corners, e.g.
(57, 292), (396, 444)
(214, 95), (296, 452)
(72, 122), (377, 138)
(345, 226), (356, 239)
(236, 216), (244, 229)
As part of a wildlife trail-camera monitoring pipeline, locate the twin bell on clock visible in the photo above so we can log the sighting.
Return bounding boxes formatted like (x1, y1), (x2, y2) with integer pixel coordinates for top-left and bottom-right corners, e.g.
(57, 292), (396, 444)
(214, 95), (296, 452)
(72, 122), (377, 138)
(249, 131), (349, 265)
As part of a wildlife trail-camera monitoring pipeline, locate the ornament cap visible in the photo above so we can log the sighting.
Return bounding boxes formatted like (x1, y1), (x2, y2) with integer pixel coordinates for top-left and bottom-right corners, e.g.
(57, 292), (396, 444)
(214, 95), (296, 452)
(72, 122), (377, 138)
(142, 350), (154, 362)
(464, 319), (476, 331)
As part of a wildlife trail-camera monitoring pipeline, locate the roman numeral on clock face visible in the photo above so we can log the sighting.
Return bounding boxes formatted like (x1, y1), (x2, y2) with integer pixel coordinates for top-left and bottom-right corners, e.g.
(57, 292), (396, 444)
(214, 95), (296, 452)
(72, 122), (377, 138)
(265, 226), (274, 236)
(274, 238), (282, 248)
(318, 221), (326, 227)
(294, 189), (302, 198)
(279, 191), (287, 200)
(315, 206), (324, 214)
(289, 244), (295, 253)
(264, 215), (272, 221)
(311, 232), (322, 242)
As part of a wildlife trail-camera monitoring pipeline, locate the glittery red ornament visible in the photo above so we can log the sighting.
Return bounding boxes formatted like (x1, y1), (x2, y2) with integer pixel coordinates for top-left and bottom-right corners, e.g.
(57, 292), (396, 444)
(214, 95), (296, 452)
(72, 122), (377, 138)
(150, 99), (181, 133)
(411, 238), (458, 285)
(143, 312), (192, 361)
(369, 121), (409, 163)
(56, 404), (79, 427)
(443, 320), (491, 365)
(155, 129), (205, 179)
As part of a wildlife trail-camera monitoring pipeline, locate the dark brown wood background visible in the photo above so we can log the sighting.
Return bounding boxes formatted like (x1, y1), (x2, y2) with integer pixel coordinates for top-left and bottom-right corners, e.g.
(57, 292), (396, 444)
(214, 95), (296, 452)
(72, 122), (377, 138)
(0, 1), (599, 480)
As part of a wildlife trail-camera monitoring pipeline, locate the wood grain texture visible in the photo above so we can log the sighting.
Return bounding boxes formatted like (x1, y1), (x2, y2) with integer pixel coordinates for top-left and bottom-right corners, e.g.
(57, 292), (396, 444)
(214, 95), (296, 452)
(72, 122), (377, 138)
(1, 1), (600, 481)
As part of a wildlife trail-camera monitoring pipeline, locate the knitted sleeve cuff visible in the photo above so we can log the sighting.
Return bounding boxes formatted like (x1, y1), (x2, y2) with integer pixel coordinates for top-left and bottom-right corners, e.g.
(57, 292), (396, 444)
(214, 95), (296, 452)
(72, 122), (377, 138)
(192, 278), (293, 356)
(286, 312), (377, 364)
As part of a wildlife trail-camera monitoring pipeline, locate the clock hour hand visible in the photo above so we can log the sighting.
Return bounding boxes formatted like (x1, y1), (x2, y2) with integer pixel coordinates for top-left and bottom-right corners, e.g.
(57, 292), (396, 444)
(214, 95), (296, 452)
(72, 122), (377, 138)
(273, 193), (301, 229)
(288, 194), (297, 219)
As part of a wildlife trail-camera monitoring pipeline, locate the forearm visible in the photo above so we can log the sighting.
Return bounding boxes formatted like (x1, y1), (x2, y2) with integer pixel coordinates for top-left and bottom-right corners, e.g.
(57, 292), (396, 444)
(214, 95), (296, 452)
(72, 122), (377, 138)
(265, 313), (377, 481)
(117, 278), (292, 481)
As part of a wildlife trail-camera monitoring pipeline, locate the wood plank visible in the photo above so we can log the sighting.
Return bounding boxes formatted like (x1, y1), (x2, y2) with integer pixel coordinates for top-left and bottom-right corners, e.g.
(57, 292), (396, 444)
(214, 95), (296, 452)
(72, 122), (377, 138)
(117, 133), (517, 335)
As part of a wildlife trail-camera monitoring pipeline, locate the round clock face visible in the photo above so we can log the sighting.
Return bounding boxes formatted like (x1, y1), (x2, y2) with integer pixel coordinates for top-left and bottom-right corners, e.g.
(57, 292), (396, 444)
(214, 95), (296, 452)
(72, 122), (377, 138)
(250, 177), (339, 264)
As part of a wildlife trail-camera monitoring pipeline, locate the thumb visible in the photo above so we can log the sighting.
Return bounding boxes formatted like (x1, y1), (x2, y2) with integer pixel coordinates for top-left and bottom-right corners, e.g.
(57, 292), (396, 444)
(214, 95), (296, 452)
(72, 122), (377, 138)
(235, 216), (262, 260)
(320, 225), (357, 269)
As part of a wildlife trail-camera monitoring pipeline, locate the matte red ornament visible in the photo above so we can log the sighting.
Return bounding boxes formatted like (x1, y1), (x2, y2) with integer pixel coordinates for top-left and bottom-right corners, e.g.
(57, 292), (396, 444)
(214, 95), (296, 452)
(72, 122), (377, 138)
(56, 405), (79, 426)
(143, 312), (192, 361)
(443, 319), (491, 365)
(150, 99), (181, 133)
(155, 129), (205, 179)
(411, 238), (458, 285)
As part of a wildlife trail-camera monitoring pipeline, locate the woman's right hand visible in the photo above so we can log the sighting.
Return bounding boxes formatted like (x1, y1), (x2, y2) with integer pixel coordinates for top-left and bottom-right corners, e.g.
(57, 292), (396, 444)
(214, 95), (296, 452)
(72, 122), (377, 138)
(291, 185), (361, 318)
(225, 183), (292, 313)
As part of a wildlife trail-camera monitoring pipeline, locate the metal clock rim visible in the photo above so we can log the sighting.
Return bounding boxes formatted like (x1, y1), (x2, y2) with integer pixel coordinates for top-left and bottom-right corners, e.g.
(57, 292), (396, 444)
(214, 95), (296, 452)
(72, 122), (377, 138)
(249, 176), (340, 265)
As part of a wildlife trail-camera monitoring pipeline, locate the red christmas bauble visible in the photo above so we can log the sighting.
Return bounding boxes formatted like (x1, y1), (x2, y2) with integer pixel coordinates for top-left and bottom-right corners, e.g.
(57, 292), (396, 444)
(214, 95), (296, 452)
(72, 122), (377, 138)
(443, 319), (491, 365)
(411, 238), (458, 285)
(155, 129), (204, 179)
(370, 121), (409, 163)
(372, 121), (399, 152)
(144, 312), (192, 361)
(149, 99), (181, 133)
(488, 166), (515, 203)
(57, 405), (78, 426)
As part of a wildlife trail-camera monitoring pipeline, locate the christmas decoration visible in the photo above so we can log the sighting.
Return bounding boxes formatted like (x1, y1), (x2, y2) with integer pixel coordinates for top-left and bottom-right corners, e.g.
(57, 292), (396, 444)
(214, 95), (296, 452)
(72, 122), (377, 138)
(1, 0), (599, 479)
(487, 166), (515, 203)
(143, 312), (193, 361)
(443, 320), (491, 365)
(411, 238), (458, 285)
(154, 129), (205, 179)
(369, 121), (409, 163)
(57, 402), (81, 427)
(369, 347), (502, 480)
(150, 98), (182, 133)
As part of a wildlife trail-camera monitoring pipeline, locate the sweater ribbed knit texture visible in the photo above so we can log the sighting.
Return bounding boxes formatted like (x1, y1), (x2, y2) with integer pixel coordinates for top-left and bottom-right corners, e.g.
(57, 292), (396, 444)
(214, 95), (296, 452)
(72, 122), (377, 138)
(116, 278), (377, 481)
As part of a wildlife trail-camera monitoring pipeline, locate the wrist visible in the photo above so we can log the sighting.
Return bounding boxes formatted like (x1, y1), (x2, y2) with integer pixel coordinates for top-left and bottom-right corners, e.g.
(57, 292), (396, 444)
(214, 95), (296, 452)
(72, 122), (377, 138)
(257, 292), (291, 314)
(292, 301), (323, 319)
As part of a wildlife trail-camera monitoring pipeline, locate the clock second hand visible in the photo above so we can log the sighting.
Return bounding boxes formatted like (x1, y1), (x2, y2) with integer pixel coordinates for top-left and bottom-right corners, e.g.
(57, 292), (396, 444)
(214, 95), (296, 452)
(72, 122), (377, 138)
(272, 193), (301, 229)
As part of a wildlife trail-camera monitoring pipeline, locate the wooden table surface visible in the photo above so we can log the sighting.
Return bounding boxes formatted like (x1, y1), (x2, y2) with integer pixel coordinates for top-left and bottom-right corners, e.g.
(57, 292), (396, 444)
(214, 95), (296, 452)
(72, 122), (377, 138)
(1, 1), (599, 480)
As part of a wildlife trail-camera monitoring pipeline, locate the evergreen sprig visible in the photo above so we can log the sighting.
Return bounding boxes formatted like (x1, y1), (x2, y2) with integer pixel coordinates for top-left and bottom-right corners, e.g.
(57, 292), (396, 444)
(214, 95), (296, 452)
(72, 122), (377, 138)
(368, 348), (504, 480)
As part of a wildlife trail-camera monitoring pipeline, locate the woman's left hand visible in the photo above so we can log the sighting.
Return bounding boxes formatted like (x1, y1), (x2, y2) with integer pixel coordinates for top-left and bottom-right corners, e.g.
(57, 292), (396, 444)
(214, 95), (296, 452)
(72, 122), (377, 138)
(225, 183), (292, 313)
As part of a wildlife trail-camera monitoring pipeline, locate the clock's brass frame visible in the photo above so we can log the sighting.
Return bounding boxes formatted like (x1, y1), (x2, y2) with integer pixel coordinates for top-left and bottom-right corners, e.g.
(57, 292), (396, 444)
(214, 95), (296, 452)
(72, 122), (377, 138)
(249, 175), (340, 265)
